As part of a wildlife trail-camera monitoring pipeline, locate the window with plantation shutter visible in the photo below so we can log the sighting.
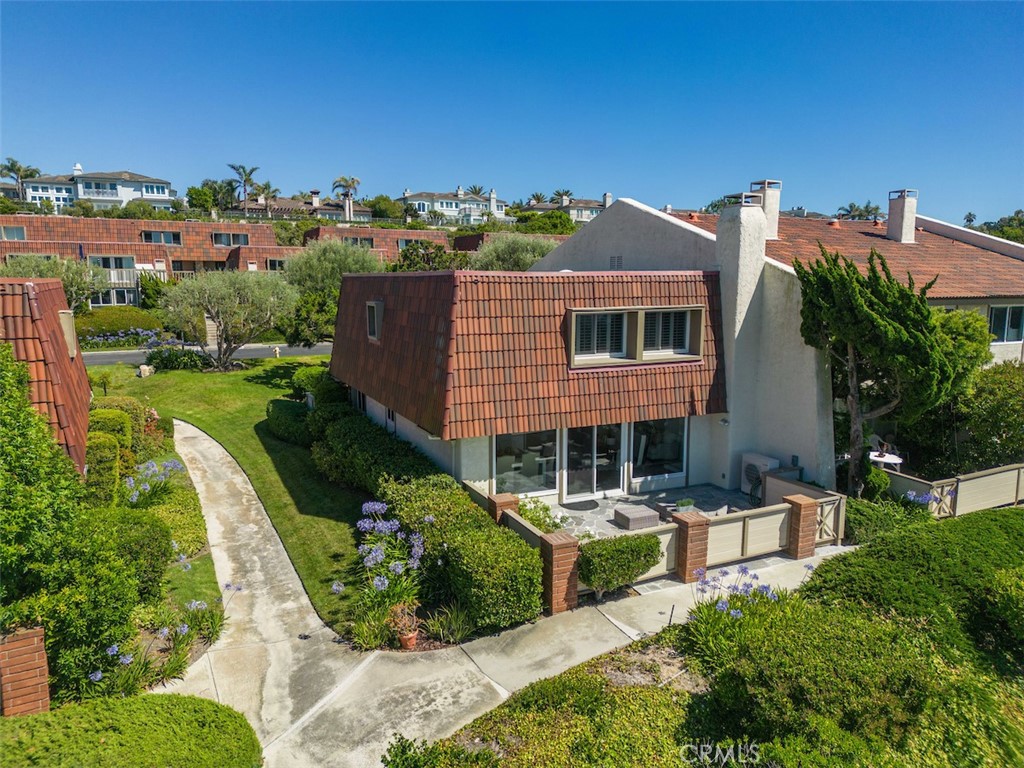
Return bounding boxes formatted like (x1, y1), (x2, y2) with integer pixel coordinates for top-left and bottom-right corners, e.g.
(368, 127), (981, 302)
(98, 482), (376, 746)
(571, 306), (701, 367)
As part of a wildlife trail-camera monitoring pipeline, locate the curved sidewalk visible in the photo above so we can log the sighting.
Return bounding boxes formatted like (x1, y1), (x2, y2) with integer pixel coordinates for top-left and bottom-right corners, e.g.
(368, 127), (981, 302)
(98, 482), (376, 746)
(159, 420), (848, 767)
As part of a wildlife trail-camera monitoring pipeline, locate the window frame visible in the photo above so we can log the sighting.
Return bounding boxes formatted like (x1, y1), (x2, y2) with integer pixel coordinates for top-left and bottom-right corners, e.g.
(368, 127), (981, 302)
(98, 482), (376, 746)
(1, 226), (26, 241)
(142, 230), (182, 245)
(568, 305), (704, 368)
(366, 300), (384, 341)
(990, 305), (1024, 343)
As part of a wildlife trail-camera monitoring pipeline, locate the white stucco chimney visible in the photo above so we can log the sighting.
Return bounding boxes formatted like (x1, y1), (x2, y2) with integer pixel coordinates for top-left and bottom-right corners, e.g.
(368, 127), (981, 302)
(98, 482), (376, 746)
(403, 188), (411, 198)
(662, 204), (673, 214)
(72, 163), (83, 176)
(887, 189), (918, 243)
(560, 195), (570, 207)
(750, 180), (781, 240)
(310, 189), (320, 208)
(602, 192), (612, 209)
(488, 188), (497, 214)
(257, 194), (266, 205)
(456, 185), (464, 199)
(344, 194), (354, 221)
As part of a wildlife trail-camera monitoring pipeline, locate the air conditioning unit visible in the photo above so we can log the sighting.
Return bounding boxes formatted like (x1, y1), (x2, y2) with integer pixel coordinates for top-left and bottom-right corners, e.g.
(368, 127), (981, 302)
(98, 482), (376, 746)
(741, 453), (780, 495)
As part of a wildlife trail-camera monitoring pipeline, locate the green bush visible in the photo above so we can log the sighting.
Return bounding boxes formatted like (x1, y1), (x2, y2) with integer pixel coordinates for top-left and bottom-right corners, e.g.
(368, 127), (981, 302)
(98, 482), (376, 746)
(156, 416), (175, 439)
(75, 306), (162, 338)
(291, 365), (346, 404)
(382, 735), (498, 768)
(578, 534), (661, 599)
(144, 346), (212, 371)
(843, 497), (932, 545)
(0, 694), (263, 767)
(861, 465), (891, 501)
(306, 401), (350, 440)
(91, 396), (148, 452)
(84, 432), (121, 506)
(990, 566), (1024, 647)
(85, 507), (173, 603)
(516, 497), (563, 533)
(149, 484), (207, 557)
(802, 507), (1024, 660)
(266, 398), (312, 447)
(88, 408), (132, 449)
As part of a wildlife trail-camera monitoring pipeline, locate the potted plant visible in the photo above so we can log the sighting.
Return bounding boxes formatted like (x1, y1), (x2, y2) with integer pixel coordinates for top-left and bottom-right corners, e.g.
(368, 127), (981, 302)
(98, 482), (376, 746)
(389, 602), (421, 650)
(675, 498), (695, 512)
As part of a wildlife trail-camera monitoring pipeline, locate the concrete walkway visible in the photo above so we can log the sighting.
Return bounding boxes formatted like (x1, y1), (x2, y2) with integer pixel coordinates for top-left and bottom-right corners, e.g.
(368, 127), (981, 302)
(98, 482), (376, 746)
(161, 421), (849, 767)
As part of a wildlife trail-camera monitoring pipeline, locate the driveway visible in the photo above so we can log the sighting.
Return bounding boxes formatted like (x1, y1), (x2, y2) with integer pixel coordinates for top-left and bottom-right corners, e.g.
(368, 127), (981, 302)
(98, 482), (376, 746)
(161, 420), (847, 767)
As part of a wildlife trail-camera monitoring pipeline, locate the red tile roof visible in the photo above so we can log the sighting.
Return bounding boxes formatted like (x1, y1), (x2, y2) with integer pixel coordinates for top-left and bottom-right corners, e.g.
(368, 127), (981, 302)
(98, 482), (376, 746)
(672, 213), (1024, 301)
(0, 278), (91, 472)
(331, 271), (727, 440)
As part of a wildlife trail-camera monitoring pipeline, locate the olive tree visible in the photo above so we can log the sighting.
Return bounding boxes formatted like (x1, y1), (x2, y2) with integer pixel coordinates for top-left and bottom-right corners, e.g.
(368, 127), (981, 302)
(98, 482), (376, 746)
(0, 254), (108, 314)
(160, 271), (298, 370)
(468, 233), (558, 271)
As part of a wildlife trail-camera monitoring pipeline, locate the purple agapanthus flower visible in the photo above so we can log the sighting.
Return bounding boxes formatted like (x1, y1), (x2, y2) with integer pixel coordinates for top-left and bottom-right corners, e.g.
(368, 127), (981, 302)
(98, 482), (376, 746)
(129, 491), (139, 504)
(182, 563), (192, 571)
(423, 515), (435, 524)
(715, 599), (729, 612)
(374, 519), (401, 535)
(158, 627), (170, 640)
(331, 581), (345, 594)
(389, 561), (406, 575)
(692, 567), (706, 579)
(718, 569), (730, 578)
(738, 564), (750, 576)
(106, 644), (119, 656)
(372, 574), (389, 591)
(729, 609), (743, 619)
(361, 501), (388, 518)
(177, 624), (189, 635)
(363, 546), (385, 569)
(88, 670), (103, 682)
(125, 476), (135, 489)
(118, 653), (133, 665)
(804, 563), (815, 572)
(356, 517), (375, 533)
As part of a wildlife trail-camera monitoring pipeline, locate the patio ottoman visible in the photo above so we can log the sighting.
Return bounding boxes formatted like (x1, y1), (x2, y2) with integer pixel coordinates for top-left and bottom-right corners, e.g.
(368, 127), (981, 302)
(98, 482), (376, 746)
(613, 505), (659, 531)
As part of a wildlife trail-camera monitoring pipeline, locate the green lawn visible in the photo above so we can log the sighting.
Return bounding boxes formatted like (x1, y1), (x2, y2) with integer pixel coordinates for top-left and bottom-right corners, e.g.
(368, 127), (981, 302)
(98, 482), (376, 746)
(89, 358), (365, 631)
(165, 553), (221, 613)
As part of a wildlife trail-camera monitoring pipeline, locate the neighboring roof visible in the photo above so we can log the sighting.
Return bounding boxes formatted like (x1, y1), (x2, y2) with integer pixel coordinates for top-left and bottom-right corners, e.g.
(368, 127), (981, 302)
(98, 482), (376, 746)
(331, 271), (727, 440)
(671, 211), (1024, 301)
(230, 197), (371, 215)
(565, 199), (606, 208)
(0, 278), (90, 472)
(401, 191), (510, 205)
(34, 170), (171, 185)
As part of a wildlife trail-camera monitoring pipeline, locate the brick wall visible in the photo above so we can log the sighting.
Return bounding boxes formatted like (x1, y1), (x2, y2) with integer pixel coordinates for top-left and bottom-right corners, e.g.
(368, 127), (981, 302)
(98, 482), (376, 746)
(304, 226), (450, 265)
(540, 531), (580, 614)
(0, 627), (50, 716)
(672, 511), (709, 583)
(784, 494), (818, 560)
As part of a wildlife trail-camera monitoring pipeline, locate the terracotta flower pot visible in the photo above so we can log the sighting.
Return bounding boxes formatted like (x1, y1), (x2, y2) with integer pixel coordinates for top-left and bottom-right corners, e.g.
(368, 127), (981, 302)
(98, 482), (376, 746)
(398, 631), (418, 650)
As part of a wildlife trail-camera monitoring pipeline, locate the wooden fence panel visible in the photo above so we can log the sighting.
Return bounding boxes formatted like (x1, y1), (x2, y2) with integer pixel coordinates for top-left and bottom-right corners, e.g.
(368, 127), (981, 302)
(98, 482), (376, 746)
(706, 504), (789, 566)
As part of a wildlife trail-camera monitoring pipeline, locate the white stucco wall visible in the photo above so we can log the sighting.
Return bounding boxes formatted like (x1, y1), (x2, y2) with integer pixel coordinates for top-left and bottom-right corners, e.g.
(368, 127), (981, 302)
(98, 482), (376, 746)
(362, 393), (454, 474)
(687, 415), (716, 485)
(455, 436), (491, 493)
(991, 342), (1024, 363)
(530, 198), (718, 272)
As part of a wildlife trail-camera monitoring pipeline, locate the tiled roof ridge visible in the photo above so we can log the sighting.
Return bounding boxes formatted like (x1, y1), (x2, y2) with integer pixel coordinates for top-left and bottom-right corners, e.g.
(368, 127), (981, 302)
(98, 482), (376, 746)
(440, 273), (463, 440)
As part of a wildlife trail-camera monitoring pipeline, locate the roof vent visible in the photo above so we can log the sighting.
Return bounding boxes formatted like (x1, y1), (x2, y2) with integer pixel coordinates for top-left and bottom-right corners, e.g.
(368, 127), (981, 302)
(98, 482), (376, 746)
(828, 219), (842, 228)
(687, 212), (700, 221)
(872, 219), (884, 228)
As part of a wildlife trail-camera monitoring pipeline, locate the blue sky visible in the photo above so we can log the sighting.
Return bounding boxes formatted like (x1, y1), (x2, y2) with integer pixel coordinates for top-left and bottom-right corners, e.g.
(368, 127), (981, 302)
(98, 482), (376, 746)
(2, 2), (1021, 223)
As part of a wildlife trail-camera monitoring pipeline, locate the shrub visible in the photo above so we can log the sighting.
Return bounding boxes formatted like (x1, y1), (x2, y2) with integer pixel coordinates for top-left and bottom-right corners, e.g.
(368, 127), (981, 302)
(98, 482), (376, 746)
(266, 398), (312, 447)
(989, 566), (1024, 647)
(148, 484), (207, 557)
(88, 408), (132, 449)
(843, 497), (932, 545)
(306, 401), (350, 440)
(423, 602), (476, 644)
(91, 396), (148, 452)
(74, 306), (163, 337)
(85, 507), (173, 603)
(144, 346), (212, 371)
(861, 465), (891, 501)
(0, 694), (263, 767)
(802, 508), (1024, 660)
(84, 432), (121, 506)
(157, 416), (175, 439)
(382, 735), (498, 768)
(291, 365), (346, 404)
(578, 534), (661, 600)
(516, 497), (564, 533)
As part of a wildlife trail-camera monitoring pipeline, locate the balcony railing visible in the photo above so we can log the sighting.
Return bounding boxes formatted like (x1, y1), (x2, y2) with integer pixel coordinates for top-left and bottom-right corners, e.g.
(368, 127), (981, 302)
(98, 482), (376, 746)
(83, 189), (119, 198)
(172, 271), (196, 279)
(106, 268), (138, 286)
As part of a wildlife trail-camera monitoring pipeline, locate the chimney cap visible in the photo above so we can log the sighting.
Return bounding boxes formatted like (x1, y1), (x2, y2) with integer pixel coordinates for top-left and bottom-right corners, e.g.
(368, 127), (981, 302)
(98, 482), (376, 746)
(309, 189), (320, 195)
(888, 189), (919, 200)
(724, 191), (763, 207)
(750, 180), (782, 191)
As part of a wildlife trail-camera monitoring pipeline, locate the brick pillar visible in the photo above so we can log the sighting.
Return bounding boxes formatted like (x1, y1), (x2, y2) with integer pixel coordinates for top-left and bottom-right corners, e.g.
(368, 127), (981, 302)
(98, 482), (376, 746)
(672, 511), (709, 583)
(784, 494), (818, 560)
(487, 493), (519, 525)
(0, 627), (50, 717)
(540, 531), (580, 615)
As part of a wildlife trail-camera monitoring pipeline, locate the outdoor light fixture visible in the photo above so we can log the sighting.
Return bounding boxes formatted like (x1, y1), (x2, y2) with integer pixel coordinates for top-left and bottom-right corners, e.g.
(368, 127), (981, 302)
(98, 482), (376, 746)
(719, 418), (730, 426)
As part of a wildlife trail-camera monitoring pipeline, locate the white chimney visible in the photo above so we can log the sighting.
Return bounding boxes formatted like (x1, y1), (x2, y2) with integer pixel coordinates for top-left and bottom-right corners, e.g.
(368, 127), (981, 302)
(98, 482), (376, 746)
(663, 204), (673, 214)
(887, 189), (918, 243)
(257, 194), (266, 205)
(72, 163), (83, 176)
(750, 180), (781, 240)
(488, 188), (497, 214)
(560, 195), (570, 207)
(403, 188), (411, 198)
(456, 185), (464, 199)
(602, 192), (612, 209)
(310, 189), (320, 208)
(344, 195), (354, 221)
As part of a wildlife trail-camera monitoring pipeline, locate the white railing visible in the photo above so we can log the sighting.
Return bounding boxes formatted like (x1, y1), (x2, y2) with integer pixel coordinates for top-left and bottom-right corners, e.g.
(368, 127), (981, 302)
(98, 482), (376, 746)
(83, 189), (119, 198)
(106, 268), (137, 286)
(172, 270), (195, 279)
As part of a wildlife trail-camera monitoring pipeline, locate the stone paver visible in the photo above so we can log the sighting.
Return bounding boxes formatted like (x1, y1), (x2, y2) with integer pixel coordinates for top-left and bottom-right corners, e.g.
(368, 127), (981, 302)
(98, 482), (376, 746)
(158, 421), (852, 767)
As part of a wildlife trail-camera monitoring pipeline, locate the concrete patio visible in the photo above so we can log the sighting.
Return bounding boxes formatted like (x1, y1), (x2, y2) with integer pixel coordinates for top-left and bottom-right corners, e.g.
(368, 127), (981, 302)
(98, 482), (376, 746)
(552, 484), (752, 539)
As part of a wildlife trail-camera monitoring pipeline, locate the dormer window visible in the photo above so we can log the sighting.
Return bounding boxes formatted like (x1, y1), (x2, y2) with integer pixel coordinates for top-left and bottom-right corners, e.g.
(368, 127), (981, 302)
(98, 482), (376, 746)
(569, 306), (703, 368)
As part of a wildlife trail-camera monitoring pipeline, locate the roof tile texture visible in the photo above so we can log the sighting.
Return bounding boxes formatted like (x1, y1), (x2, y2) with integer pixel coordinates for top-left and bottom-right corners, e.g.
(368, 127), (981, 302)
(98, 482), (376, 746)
(332, 271), (726, 440)
(0, 278), (90, 472)
(675, 214), (1024, 300)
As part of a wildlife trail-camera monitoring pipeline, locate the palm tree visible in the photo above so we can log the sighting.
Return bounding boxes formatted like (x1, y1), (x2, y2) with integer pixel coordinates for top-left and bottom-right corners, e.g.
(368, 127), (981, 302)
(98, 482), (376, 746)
(861, 200), (882, 220)
(253, 181), (279, 219)
(964, 212), (976, 228)
(467, 185), (484, 197)
(550, 189), (573, 203)
(425, 210), (447, 225)
(332, 175), (361, 199)
(227, 164), (259, 217)
(529, 192), (547, 204)
(1, 157), (41, 201)
(837, 202), (863, 220)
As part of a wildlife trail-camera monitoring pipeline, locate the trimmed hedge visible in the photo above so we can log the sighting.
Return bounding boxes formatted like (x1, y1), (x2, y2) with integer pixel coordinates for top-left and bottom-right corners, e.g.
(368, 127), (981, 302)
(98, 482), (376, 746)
(88, 409), (132, 449)
(291, 366), (347, 405)
(91, 396), (148, 453)
(149, 484), (207, 557)
(578, 534), (661, 599)
(84, 432), (120, 506)
(86, 507), (173, 603)
(0, 694), (263, 767)
(843, 497), (932, 545)
(802, 508), (1024, 659)
(310, 404), (542, 631)
(266, 398), (312, 447)
(990, 566), (1024, 648)
(75, 306), (162, 338)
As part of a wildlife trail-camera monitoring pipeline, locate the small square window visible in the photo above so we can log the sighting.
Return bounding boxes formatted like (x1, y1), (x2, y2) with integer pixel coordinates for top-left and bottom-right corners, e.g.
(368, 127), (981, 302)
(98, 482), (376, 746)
(366, 301), (384, 340)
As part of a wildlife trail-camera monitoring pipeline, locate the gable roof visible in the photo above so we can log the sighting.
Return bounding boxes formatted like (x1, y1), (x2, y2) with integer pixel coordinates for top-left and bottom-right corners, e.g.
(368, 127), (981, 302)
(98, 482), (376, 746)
(230, 197), (371, 215)
(34, 170), (171, 185)
(0, 278), (90, 472)
(331, 271), (727, 440)
(670, 211), (1024, 301)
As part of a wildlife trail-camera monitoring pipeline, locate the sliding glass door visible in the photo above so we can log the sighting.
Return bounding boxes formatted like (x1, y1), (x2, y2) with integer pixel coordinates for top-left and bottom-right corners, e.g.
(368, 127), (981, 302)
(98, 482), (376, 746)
(565, 424), (623, 498)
